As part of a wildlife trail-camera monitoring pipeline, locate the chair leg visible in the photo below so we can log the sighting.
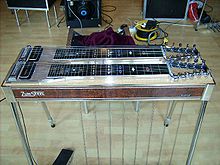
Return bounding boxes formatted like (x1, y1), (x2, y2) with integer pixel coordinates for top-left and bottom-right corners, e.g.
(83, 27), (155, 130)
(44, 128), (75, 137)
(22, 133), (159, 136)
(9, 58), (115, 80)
(25, 10), (30, 22)
(14, 9), (20, 26)
(45, 11), (51, 28)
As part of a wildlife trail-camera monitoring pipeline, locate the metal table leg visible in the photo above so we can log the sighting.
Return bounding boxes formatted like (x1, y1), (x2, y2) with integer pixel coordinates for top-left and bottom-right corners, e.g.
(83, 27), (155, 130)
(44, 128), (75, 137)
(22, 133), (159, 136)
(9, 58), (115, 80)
(53, 5), (58, 21)
(14, 9), (20, 26)
(195, 0), (208, 30)
(186, 101), (208, 165)
(45, 11), (51, 28)
(41, 102), (55, 128)
(25, 10), (30, 22)
(10, 102), (34, 165)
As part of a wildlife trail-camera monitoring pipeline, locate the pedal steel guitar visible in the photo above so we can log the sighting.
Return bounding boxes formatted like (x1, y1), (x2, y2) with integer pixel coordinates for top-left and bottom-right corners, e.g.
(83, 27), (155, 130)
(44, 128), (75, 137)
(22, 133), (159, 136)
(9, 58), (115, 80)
(1, 44), (215, 165)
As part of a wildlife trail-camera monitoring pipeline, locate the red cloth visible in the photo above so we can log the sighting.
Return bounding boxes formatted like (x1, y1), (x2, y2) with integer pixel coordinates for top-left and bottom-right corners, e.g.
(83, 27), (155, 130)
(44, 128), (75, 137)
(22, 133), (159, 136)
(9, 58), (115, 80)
(79, 27), (135, 46)
(188, 2), (199, 22)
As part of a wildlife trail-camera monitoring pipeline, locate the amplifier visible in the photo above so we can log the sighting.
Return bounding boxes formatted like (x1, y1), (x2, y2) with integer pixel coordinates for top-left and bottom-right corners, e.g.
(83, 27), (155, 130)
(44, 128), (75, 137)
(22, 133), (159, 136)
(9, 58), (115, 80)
(143, 0), (190, 20)
(64, 0), (102, 28)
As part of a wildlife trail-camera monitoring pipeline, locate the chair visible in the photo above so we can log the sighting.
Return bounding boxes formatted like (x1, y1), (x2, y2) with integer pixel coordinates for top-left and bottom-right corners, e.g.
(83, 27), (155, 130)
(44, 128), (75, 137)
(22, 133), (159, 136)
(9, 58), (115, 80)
(6, 0), (58, 28)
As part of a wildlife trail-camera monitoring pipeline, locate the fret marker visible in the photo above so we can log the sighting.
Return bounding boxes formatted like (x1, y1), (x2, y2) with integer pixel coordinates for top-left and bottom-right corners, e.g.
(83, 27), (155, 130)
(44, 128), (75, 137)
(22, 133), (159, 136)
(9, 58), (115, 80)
(129, 51), (132, 55)
(145, 67), (151, 72)
(131, 67), (135, 72)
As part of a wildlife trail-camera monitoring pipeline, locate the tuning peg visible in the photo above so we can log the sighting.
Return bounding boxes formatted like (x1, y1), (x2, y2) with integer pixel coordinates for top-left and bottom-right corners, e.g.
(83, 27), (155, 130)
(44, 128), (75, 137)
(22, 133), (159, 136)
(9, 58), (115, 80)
(187, 72), (194, 78)
(185, 44), (190, 53)
(192, 44), (199, 55)
(178, 43), (183, 52)
(170, 42), (175, 52)
(186, 55), (191, 62)
(194, 56), (199, 63)
(201, 62), (208, 72)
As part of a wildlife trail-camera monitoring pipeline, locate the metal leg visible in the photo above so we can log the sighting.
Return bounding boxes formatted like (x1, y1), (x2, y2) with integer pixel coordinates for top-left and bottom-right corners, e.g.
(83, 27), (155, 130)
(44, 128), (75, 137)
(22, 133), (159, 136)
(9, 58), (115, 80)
(186, 101), (208, 165)
(164, 101), (177, 127)
(135, 101), (140, 112)
(83, 102), (89, 114)
(14, 9), (20, 26)
(10, 102), (34, 165)
(41, 102), (55, 128)
(53, 5), (58, 20)
(45, 11), (51, 28)
(195, 0), (208, 30)
(25, 10), (30, 22)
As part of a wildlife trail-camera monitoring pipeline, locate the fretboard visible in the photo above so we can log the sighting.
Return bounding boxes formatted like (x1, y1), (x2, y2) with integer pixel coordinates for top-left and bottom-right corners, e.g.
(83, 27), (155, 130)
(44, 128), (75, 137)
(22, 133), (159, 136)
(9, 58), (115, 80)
(48, 64), (169, 77)
(54, 48), (163, 59)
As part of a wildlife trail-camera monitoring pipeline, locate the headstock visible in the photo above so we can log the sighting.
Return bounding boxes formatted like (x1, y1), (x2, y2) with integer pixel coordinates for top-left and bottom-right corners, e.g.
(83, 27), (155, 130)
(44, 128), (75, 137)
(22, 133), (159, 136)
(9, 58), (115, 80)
(164, 43), (209, 79)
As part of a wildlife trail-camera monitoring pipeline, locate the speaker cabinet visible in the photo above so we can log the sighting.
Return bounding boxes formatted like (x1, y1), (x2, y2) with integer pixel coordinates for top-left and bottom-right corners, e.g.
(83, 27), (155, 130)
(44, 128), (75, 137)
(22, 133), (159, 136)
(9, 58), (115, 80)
(65, 0), (101, 28)
(143, 0), (190, 20)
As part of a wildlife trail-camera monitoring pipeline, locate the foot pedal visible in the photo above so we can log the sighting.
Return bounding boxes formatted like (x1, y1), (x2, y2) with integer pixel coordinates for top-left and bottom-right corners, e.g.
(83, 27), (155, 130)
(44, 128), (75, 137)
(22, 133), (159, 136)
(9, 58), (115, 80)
(53, 149), (74, 165)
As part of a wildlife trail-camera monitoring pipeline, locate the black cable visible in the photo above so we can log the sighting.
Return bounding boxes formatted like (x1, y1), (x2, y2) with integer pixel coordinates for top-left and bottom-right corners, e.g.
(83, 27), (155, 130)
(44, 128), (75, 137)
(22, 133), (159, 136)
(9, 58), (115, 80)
(147, 27), (168, 46)
(102, 5), (116, 12)
(101, 5), (116, 29)
(57, 15), (66, 28)
(0, 97), (6, 102)
(101, 12), (113, 29)
(17, 102), (38, 165)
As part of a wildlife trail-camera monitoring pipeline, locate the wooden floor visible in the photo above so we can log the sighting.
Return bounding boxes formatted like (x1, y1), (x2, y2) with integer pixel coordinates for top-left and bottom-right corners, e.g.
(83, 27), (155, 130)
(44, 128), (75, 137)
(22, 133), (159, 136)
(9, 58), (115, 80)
(0, 0), (220, 164)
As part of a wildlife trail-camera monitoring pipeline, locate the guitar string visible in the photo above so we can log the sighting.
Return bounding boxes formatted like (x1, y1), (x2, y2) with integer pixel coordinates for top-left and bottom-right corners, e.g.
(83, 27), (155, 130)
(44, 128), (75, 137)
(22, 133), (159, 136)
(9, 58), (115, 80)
(134, 109), (140, 165)
(158, 102), (171, 164)
(145, 102), (155, 165)
(122, 102), (126, 165)
(94, 111), (100, 165)
(169, 102), (185, 165)
(108, 102), (112, 165)
(80, 111), (88, 165)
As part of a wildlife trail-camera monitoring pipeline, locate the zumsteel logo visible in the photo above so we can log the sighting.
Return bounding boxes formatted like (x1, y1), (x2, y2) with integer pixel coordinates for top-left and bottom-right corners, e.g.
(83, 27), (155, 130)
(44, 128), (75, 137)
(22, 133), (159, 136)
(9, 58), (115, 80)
(20, 91), (45, 97)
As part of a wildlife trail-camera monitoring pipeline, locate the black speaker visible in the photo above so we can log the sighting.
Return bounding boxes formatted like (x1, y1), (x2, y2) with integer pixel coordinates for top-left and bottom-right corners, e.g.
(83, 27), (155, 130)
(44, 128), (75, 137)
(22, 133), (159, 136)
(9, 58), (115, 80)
(65, 0), (101, 28)
(143, 0), (189, 20)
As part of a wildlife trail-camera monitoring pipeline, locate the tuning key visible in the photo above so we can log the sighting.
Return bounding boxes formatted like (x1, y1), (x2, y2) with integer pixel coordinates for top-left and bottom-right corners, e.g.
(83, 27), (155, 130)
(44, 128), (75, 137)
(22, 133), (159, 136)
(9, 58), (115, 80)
(178, 43), (183, 53)
(192, 44), (199, 55)
(171, 42), (175, 52)
(185, 44), (190, 54)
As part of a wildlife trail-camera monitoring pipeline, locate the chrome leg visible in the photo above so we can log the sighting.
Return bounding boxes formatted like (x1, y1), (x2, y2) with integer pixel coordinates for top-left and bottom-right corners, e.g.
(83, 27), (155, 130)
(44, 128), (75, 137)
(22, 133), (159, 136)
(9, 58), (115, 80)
(83, 102), (89, 114)
(195, 0), (208, 30)
(41, 102), (55, 128)
(45, 11), (51, 28)
(10, 102), (34, 165)
(186, 101), (208, 165)
(25, 10), (30, 22)
(164, 101), (177, 127)
(53, 5), (58, 21)
(135, 101), (140, 112)
(14, 9), (20, 26)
